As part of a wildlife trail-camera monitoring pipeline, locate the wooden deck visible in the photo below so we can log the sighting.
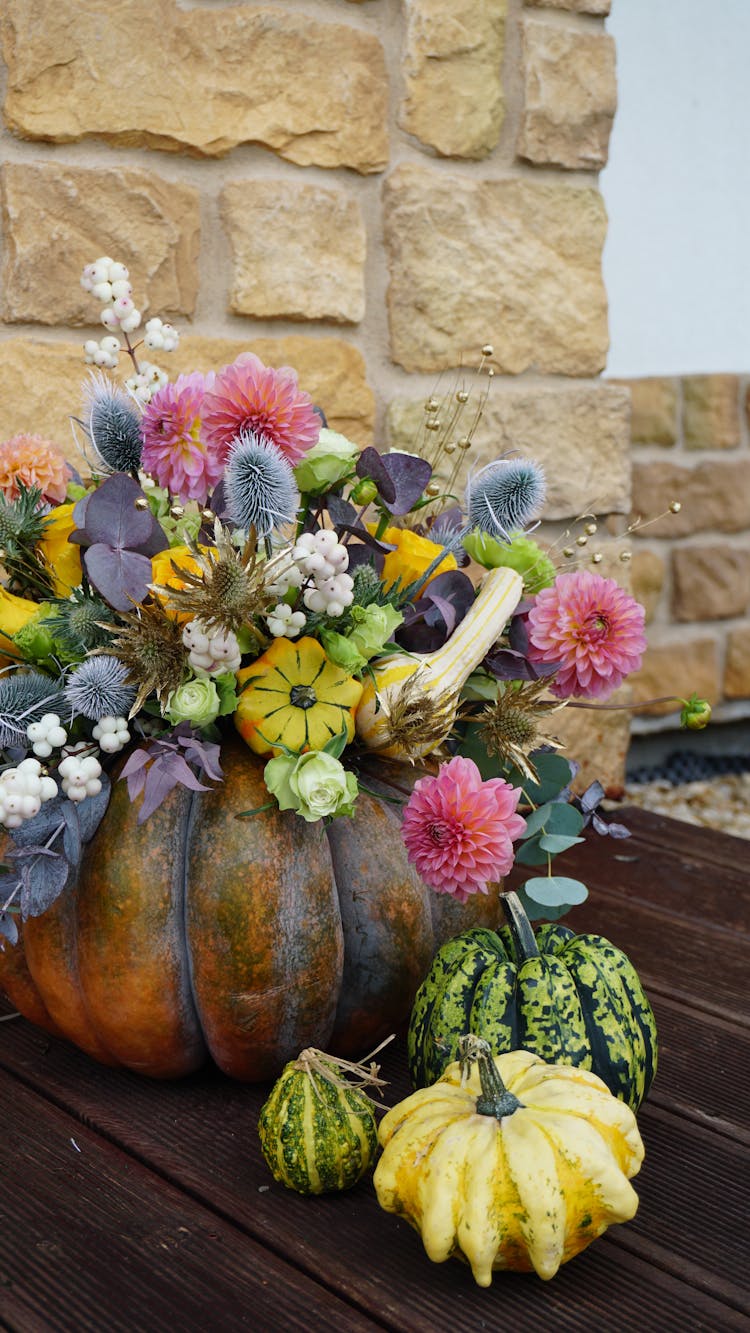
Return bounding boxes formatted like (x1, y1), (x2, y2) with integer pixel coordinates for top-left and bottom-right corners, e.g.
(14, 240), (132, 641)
(1, 806), (748, 1332)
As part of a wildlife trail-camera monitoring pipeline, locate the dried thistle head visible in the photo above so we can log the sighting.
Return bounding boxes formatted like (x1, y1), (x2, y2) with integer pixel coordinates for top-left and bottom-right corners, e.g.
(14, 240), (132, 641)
(105, 601), (188, 714)
(154, 520), (270, 641)
(374, 670), (460, 760)
(476, 678), (564, 781)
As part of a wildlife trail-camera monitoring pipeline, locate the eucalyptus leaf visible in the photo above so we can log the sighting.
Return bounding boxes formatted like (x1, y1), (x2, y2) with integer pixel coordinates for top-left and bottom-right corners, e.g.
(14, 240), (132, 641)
(20, 854), (70, 919)
(538, 833), (585, 854)
(515, 885), (574, 923)
(513, 836), (549, 867)
(76, 773), (112, 843)
(0, 912), (18, 946)
(523, 876), (589, 908)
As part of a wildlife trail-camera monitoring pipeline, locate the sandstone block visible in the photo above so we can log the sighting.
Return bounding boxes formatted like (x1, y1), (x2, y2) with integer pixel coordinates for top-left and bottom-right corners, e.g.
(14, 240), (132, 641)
(682, 375), (740, 449)
(0, 162), (199, 327)
(631, 460), (750, 537)
(388, 382), (630, 518)
(630, 549), (666, 624)
(630, 635), (720, 716)
(384, 165), (608, 375)
(724, 625), (750, 700)
(1, 0), (388, 172)
(525, 0), (610, 12)
(518, 20), (616, 170)
(551, 690), (630, 797)
(0, 337), (375, 469)
(221, 181), (366, 324)
(672, 544), (750, 622)
(399, 0), (506, 159)
(610, 377), (677, 445)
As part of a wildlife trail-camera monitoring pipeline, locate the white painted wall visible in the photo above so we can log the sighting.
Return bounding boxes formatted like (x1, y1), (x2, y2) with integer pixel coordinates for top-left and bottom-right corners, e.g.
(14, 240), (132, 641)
(601, 0), (750, 378)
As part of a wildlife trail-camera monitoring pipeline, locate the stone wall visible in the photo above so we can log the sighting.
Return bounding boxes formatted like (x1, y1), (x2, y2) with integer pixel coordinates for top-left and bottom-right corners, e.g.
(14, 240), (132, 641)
(613, 374), (750, 731)
(0, 0), (629, 785)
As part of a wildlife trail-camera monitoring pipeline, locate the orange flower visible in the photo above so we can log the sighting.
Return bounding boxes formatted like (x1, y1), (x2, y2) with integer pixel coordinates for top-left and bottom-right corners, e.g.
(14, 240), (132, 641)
(0, 434), (71, 504)
(38, 503), (82, 595)
(150, 544), (210, 622)
(376, 526), (457, 594)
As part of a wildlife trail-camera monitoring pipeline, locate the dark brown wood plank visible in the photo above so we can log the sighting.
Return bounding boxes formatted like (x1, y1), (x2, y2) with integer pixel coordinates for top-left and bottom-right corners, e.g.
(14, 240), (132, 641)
(1, 1014), (747, 1328)
(647, 994), (750, 1143)
(619, 806), (750, 877)
(0, 1072), (382, 1333)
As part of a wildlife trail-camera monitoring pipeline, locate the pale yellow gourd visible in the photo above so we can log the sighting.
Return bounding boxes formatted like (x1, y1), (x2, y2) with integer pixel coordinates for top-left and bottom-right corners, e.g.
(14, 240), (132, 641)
(355, 566), (523, 759)
(374, 1038), (644, 1285)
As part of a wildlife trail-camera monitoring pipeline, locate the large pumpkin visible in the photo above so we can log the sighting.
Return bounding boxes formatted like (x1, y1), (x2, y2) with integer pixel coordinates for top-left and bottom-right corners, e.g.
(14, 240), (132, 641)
(0, 740), (498, 1081)
(407, 891), (658, 1110)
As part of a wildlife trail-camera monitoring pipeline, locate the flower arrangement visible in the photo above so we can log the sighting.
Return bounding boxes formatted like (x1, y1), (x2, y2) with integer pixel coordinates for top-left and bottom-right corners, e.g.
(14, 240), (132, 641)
(0, 256), (709, 947)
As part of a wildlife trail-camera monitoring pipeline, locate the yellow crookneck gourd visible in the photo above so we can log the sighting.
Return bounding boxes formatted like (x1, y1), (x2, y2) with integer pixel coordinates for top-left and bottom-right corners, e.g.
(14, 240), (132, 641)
(355, 565), (523, 760)
(374, 1037), (644, 1286)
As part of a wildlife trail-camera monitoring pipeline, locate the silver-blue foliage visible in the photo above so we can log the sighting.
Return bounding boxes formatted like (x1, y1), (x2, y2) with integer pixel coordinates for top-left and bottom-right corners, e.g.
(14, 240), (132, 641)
(224, 430), (300, 538)
(466, 458), (546, 540)
(64, 656), (136, 722)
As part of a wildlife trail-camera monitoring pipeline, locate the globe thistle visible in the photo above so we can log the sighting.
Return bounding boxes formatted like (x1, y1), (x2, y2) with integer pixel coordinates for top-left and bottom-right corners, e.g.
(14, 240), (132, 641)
(466, 458), (546, 541)
(64, 655), (137, 722)
(224, 431), (300, 539)
(80, 372), (143, 475)
(0, 670), (68, 750)
(105, 603), (188, 714)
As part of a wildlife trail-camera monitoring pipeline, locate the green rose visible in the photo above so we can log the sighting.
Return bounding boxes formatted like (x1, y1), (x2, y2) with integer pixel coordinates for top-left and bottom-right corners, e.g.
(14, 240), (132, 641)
(264, 751), (358, 822)
(165, 678), (220, 728)
(463, 529), (556, 596)
(294, 428), (359, 494)
(348, 603), (403, 660)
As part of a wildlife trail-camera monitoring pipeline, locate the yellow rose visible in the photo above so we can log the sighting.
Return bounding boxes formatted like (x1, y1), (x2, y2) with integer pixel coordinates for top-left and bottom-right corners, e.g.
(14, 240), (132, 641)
(38, 503), (82, 595)
(0, 585), (41, 664)
(150, 544), (209, 622)
(376, 525), (457, 594)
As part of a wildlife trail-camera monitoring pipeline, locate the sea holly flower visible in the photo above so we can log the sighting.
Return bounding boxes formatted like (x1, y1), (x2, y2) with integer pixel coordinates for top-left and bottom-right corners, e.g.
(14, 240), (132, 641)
(201, 351), (320, 467)
(466, 459), (546, 540)
(264, 750), (358, 822)
(223, 430), (300, 537)
(401, 755), (526, 902)
(526, 570), (647, 701)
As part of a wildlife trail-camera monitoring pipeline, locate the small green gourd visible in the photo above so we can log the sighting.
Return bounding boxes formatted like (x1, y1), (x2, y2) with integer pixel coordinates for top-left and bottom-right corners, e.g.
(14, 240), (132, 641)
(258, 1046), (385, 1195)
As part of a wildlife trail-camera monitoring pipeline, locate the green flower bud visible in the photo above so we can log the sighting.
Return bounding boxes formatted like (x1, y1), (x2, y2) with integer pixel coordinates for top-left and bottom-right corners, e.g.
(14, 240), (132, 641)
(680, 694), (712, 731)
(264, 750), (358, 822)
(350, 477), (378, 506)
(165, 677), (220, 728)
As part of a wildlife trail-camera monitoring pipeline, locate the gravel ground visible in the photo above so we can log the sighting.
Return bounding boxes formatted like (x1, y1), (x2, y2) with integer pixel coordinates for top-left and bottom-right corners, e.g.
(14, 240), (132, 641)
(622, 772), (750, 841)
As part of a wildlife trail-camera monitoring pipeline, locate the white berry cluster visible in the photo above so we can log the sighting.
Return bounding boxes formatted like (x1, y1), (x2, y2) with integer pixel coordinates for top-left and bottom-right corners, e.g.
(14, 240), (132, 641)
(265, 562), (303, 600)
(92, 716), (131, 755)
(0, 759), (58, 830)
(266, 603), (307, 639)
(182, 622), (242, 676)
(125, 361), (169, 406)
(58, 747), (103, 804)
(84, 335), (122, 370)
(81, 257), (142, 335)
(143, 317), (180, 353)
(292, 530), (354, 618)
(27, 713), (68, 759)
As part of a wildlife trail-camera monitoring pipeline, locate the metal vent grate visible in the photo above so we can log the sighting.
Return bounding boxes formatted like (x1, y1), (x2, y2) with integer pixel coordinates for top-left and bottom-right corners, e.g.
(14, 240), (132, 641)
(628, 749), (750, 787)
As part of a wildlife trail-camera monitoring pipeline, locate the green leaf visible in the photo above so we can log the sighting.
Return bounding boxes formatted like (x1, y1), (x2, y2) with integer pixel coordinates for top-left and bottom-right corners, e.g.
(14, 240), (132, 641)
(523, 876), (589, 908)
(214, 672), (239, 718)
(520, 802), (557, 838)
(514, 836), (549, 867)
(505, 752), (574, 805)
(538, 833), (585, 854)
(322, 726), (349, 760)
(543, 802), (584, 836)
(515, 886), (572, 923)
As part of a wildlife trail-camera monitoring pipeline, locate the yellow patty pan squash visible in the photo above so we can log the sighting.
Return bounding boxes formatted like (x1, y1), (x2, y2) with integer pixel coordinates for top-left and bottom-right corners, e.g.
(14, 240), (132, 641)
(374, 1038), (644, 1286)
(236, 636), (363, 756)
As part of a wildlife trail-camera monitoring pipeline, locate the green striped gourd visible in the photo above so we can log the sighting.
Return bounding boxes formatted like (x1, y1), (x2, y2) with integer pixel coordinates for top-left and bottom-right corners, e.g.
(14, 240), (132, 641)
(258, 1048), (379, 1194)
(407, 892), (658, 1111)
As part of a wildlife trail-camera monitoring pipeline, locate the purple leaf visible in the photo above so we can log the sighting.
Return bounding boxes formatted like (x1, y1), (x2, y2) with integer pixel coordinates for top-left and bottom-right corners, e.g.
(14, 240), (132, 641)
(345, 543), (385, 576)
(326, 494), (357, 527)
(20, 854), (70, 919)
(379, 452), (433, 515)
(356, 447), (396, 504)
(61, 802), (82, 866)
(0, 911), (18, 947)
(75, 473), (154, 547)
(84, 544), (154, 611)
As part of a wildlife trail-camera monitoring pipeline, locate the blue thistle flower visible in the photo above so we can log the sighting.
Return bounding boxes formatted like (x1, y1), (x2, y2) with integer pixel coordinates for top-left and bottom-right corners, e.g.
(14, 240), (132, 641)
(224, 430), (300, 538)
(81, 372), (143, 474)
(466, 458), (546, 540)
(0, 671), (67, 749)
(64, 656), (136, 722)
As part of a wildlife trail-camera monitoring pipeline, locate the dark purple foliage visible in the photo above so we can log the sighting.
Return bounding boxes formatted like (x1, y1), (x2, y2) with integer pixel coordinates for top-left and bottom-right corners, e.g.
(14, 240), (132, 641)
(120, 724), (223, 824)
(356, 447), (432, 516)
(396, 570), (475, 653)
(573, 781), (631, 839)
(72, 473), (169, 611)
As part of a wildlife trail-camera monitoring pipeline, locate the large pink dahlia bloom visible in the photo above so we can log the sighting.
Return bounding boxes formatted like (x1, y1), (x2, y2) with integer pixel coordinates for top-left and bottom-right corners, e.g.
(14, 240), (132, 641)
(141, 371), (220, 504)
(401, 756), (526, 902)
(0, 434), (71, 503)
(201, 352), (320, 467)
(527, 569), (647, 701)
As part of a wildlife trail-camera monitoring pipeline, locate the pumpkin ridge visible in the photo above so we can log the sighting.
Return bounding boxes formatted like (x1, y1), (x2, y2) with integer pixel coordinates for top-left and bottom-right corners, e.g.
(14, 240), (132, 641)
(177, 785), (205, 1045)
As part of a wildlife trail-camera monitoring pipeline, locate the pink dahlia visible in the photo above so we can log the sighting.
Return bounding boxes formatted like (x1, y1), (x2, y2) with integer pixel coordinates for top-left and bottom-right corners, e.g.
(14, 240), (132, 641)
(141, 371), (220, 504)
(0, 434), (71, 503)
(201, 352), (320, 467)
(526, 569), (647, 701)
(401, 755), (526, 902)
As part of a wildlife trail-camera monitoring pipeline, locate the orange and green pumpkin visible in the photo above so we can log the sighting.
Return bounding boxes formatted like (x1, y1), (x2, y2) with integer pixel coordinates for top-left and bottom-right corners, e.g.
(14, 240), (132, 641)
(0, 740), (498, 1081)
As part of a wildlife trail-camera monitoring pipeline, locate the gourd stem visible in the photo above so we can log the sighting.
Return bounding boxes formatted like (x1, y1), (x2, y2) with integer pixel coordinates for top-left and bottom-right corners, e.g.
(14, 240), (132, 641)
(460, 1036), (523, 1119)
(501, 890), (540, 962)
